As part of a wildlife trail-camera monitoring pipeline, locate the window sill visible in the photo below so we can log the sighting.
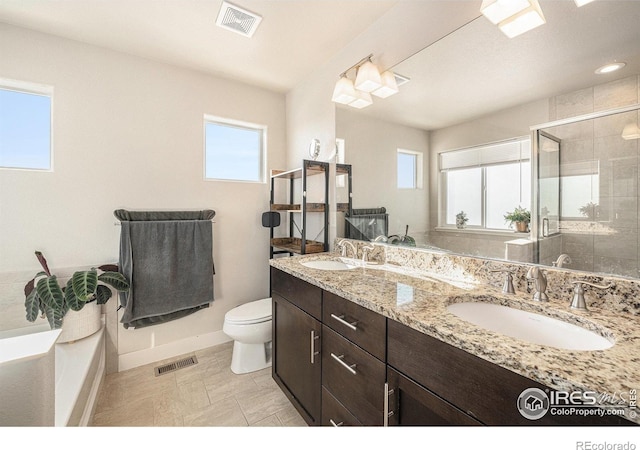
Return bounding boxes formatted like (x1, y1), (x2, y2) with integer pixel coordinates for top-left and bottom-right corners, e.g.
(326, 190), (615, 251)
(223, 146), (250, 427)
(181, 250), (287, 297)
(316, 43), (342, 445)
(434, 226), (530, 238)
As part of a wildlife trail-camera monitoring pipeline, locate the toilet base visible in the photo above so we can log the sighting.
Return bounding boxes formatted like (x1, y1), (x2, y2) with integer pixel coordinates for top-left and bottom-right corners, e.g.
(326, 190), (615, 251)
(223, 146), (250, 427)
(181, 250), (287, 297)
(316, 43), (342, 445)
(230, 340), (272, 374)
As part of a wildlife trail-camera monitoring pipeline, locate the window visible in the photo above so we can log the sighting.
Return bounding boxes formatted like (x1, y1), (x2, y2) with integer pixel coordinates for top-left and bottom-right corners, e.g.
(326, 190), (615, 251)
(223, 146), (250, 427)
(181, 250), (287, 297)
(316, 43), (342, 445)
(0, 79), (52, 171)
(204, 116), (266, 182)
(440, 138), (531, 230)
(397, 149), (423, 189)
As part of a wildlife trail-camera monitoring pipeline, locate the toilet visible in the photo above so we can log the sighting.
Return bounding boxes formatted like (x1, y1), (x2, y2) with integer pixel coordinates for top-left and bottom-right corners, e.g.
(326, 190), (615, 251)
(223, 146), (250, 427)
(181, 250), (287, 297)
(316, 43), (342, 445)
(223, 297), (273, 374)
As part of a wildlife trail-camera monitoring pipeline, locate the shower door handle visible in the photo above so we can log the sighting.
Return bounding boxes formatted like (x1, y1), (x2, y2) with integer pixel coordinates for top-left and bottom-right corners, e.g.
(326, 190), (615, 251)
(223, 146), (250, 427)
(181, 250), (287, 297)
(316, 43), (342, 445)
(542, 218), (549, 237)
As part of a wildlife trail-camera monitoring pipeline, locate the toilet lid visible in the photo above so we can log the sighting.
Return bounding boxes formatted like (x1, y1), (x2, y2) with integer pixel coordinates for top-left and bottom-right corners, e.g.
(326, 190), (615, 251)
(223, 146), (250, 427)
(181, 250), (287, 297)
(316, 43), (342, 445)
(225, 298), (272, 324)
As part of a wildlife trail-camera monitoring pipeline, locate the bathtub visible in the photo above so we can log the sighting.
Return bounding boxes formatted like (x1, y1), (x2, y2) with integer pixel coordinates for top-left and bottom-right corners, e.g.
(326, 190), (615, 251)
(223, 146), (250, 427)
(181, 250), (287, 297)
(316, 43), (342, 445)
(0, 321), (105, 426)
(56, 323), (105, 426)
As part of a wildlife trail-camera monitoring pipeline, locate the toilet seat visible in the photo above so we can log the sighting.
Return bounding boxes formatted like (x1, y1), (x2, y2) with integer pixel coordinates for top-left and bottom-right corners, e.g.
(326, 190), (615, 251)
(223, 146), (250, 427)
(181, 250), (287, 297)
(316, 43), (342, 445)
(224, 298), (272, 325)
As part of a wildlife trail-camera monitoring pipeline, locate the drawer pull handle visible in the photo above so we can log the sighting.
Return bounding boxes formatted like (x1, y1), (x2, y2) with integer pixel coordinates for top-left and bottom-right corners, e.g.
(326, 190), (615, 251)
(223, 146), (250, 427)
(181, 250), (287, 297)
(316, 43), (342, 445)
(330, 353), (357, 375)
(329, 419), (344, 427)
(330, 313), (358, 331)
(310, 330), (320, 364)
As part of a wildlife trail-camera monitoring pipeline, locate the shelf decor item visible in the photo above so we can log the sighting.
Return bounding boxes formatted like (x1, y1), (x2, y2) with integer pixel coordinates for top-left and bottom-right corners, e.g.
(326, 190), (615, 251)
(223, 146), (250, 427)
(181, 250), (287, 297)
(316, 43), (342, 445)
(455, 211), (469, 229)
(504, 206), (531, 232)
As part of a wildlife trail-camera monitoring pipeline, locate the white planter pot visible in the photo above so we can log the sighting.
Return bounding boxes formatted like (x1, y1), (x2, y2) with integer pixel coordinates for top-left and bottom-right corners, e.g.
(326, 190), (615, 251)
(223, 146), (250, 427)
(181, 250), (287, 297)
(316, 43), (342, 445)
(57, 301), (102, 344)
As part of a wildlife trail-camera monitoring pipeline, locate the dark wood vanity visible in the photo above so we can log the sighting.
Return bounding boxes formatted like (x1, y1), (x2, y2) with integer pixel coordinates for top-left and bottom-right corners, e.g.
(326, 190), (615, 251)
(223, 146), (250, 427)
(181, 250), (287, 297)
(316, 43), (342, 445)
(271, 267), (634, 427)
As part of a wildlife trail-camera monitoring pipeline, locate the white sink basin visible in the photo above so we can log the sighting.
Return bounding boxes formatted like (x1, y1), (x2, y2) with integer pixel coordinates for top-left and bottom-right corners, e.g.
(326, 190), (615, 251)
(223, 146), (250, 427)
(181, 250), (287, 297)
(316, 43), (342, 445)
(446, 302), (613, 351)
(300, 258), (359, 271)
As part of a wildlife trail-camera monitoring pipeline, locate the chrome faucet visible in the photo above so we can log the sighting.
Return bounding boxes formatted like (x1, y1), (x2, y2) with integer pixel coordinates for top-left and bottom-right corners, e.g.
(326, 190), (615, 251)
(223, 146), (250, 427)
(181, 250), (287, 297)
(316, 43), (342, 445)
(361, 244), (375, 263)
(336, 239), (357, 258)
(552, 254), (572, 268)
(373, 235), (388, 243)
(490, 269), (515, 294)
(526, 266), (548, 302)
(569, 281), (612, 311)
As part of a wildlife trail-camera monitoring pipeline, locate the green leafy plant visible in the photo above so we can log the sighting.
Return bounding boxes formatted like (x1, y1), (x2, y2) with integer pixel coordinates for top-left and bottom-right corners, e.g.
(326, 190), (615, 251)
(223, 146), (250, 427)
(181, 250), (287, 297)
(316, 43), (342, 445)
(579, 202), (599, 220)
(388, 225), (416, 247)
(455, 211), (469, 228)
(504, 206), (531, 226)
(24, 251), (130, 329)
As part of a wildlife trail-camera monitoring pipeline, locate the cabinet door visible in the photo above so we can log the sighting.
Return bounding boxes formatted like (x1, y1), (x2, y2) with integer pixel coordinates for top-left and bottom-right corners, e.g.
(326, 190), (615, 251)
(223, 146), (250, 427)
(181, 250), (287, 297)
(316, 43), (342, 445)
(273, 294), (322, 425)
(386, 367), (482, 426)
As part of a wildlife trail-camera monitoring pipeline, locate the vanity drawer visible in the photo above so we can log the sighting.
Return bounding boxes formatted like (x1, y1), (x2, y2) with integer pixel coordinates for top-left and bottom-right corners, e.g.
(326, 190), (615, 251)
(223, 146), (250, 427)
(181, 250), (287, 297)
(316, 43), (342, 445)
(271, 267), (322, 320)
(323, 291), (386, 361)
(322, 387), (362, 427)
(322, 325), (386, 425)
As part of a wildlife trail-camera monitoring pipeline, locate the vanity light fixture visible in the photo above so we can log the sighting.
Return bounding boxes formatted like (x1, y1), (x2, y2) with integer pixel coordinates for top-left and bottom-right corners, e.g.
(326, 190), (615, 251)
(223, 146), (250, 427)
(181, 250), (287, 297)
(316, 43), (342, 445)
(354, 57), (382, 93)
(372, 71), (399, 98)
(349, 90), (373, 109)
(594, 62), (626, 74)
(497, 0), (546, 38)
(331, 54), (400, 109)
(480, 0), (532, 25)
(574, 0), (597, 6)
(622, 123), (640, 140)
(331, 75), (358, 105)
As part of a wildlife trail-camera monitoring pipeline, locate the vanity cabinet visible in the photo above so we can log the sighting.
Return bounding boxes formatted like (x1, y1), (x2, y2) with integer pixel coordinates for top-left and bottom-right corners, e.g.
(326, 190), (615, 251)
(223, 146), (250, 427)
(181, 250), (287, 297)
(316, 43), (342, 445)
(272, 267), (634, 427)
(387, 319), (633, 426)
(271, 269), (322, 426)
(386, 367), (482, 426)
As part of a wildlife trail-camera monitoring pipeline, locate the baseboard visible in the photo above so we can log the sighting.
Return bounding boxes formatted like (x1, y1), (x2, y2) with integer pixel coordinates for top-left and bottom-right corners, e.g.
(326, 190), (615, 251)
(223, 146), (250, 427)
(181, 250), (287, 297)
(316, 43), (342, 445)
(118, 329), (232, 372)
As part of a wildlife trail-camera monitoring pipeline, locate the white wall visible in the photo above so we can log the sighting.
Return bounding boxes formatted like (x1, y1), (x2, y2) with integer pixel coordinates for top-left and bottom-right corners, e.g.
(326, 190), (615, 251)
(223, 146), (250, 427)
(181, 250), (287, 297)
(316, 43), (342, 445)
(0, 23), (286, 368)
(336, 108), (430, 237)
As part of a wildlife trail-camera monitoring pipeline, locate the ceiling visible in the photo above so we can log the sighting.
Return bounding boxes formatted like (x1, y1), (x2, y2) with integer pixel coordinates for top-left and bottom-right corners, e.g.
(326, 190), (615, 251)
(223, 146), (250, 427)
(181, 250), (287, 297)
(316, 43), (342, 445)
(4, 0), (635, 132)
(353, 0), (640, 130)
(0, 0), (400, 93)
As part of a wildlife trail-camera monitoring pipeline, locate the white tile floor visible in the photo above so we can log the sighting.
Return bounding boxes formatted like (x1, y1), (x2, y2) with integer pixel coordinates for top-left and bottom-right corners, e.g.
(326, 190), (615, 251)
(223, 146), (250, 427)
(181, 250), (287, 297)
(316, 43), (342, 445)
(90, 341), (306, 427)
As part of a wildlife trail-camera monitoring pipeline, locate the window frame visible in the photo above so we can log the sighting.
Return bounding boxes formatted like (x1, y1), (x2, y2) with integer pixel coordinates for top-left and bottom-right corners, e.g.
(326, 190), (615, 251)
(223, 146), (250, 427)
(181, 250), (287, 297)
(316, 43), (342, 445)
(203, 114), (267, 183)
(397, 148), (424, 190)
(0, 78), (54, 172)
(438, 137), (531, 232)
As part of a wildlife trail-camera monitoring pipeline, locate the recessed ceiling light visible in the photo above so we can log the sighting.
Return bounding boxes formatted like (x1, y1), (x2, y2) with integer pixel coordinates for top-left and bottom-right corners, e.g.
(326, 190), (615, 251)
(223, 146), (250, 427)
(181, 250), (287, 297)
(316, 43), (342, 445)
(594, 62), (626, 74)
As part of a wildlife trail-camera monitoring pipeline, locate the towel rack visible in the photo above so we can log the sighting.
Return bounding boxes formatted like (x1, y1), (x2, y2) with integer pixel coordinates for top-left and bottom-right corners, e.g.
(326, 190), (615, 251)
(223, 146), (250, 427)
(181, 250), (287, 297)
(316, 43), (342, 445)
(114, 220), (215, 226)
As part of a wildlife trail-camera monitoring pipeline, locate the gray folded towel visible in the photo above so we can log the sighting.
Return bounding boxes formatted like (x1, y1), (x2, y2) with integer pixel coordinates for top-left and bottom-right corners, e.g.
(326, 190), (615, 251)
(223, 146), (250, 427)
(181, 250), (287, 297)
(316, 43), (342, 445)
(116, 210), (215, 329)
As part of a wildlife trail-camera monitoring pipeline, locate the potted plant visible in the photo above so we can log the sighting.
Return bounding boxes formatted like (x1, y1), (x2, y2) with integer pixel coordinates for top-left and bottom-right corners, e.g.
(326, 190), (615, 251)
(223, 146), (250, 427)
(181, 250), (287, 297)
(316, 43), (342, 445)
(455, 211), (469, 229)
(504, 206), (531, 233)
(24, 251), (130, 342)
(388, 225), (416, 247)
(579, 202), (599, 220)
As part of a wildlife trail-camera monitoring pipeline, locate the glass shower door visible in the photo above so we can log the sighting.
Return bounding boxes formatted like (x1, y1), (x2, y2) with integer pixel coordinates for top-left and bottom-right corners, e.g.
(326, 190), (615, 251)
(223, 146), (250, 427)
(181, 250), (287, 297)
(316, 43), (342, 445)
(536, 131), (561, 265)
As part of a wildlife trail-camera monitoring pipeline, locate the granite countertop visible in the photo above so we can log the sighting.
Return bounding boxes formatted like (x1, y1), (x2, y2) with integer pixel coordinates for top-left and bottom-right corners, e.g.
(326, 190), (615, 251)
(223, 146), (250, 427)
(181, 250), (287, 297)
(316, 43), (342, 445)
(270, 252), (640, 424)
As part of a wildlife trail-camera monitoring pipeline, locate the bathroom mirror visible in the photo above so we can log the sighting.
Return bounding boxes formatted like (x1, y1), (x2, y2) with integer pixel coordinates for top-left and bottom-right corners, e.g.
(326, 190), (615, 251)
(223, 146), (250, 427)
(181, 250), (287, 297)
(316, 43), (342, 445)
(336, 0), (640, 279)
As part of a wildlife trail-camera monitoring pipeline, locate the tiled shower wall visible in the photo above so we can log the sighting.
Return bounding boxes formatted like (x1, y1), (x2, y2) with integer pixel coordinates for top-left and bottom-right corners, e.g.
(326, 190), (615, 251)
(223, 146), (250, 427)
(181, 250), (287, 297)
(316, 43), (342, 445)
(546, 74), (640, 278)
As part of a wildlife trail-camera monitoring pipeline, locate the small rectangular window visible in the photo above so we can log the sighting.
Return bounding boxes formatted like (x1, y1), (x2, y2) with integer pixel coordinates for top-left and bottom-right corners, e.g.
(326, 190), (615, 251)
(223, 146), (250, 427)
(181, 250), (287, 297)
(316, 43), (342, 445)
(397, 149), (423, 189)
(440, 137), (531, 230)
(204, 116), (266, 182)
(0, 79), (52, 171)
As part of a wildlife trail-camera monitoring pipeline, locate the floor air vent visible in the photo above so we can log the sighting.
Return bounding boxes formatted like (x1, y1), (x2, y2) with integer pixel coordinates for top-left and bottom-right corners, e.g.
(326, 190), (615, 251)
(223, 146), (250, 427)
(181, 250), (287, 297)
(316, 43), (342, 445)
(216, 1), (262, 38)
(154, 356), (198, 376)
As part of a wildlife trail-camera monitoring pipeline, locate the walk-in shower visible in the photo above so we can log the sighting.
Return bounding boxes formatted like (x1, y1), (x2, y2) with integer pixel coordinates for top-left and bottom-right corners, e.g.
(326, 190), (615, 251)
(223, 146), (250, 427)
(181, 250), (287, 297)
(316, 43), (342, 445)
(533, 104), (640, 278)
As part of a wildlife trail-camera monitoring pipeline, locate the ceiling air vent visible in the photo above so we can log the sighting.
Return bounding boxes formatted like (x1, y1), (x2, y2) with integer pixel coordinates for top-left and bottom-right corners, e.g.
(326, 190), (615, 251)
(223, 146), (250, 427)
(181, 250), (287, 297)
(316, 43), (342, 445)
(216, 1), (263, 38)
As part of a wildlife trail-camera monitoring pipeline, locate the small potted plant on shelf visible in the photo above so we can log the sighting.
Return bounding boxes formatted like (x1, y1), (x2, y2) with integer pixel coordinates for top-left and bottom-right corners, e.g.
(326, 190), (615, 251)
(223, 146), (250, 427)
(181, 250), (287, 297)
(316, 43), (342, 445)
(504, 206), (531, 233)
(24, 251), (130, 342)
(455, 211), (469, 229)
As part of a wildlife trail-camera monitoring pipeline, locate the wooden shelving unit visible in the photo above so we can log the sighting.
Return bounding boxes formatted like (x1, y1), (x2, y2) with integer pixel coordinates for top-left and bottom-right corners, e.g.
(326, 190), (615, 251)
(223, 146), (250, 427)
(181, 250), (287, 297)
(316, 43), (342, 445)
(269, 160), (329, 257)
